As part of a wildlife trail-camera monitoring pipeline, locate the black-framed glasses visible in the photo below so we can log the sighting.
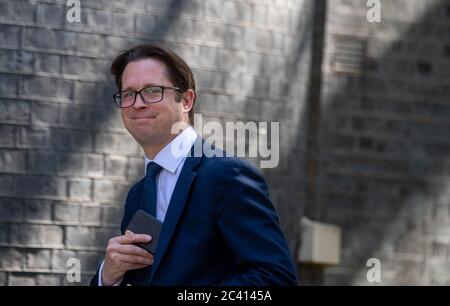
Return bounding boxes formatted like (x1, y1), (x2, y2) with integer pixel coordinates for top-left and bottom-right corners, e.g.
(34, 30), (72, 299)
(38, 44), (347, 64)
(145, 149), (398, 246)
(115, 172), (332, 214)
(113, 85), (181, 108)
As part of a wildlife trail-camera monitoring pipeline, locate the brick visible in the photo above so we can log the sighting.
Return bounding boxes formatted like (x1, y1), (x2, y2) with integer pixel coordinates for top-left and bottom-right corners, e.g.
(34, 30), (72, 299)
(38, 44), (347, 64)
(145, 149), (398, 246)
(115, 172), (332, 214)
(0, 74), (18, 96)
(92, 179), (116, 202)
(217, 49), (248, 73)
(16, 175), (66, 198)
(10, 224), (64, 247)
(172, 18), (196, 39)
(197, 45), (216, 68)
(267, 7), (289, 30)
(48, 129), (73, 151)
(180, 0), (203, 17)
(0, 25), (20, 48)
(83, 8), (114, 32)
(255, 30), (273, 50)
(0, 248), (23, 270)
(27, 150), (58, 174)
(36, 274), (61, 286)
(31, 102), (60, 125)
(205, 0), (222, 18)
(93, 180), (129, 202)
(24, 28), (77, 51)
(102, 36), (142, 57)
(26, 249), (52, 270)
(0, 149), (26, 172)
(0, 174), (16, 196)
(22, 76), (73, 100)
(76, 33), (104, 54)
(79, 205), (102, 224)
(73, 81), (116, 105)
(224, 73), (243, 92)
(77, 250), (103, 272)
(128, 157), (144, 180)
(105, 155), (128, 178)
(37, 3), (66, 26)
(58, 153), (84, 175)
(62, 56), (110, 81)
(0, 0), (36, 22)
(37, 3), (65, 26)
(223, 1), (252, 23)
(253, 5), (268, 26)
(0, 272), (5, 286)
(113, 12), (134, 33)
(194, 22), (223, 44)
(34, 53), (61, 74)
(103, 205), (123, 226)
(50, 128), (94, 152)
(0, 223), (9, 243)
(84, 154), (104, 176)
(0, 125), (15, 147)
(54, 203), (80, 222)
(97, 109), (124, 130)
(0, 197), (24, 222)
(95, 132), (139, 154)
(0, 99), (31, 124)
(52, 249), (77, 271)
(60, 105), (93, 127)
(135, 14), (157, 34)
(197, 70), (225, 91)
(18, 126), (49, 148)
(8, 274), (36, 286)
(24, 199), (53, 222)
(68, 178), (92, 201)
(65, 226), (113, 248)
(0, 50), (34, 73)
(197, 92), (216, 113)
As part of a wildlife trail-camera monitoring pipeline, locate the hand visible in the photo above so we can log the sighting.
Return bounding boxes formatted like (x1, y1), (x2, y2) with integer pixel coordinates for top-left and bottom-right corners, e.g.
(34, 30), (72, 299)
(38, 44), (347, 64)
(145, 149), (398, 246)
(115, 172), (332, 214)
(101, 231), (154, 286)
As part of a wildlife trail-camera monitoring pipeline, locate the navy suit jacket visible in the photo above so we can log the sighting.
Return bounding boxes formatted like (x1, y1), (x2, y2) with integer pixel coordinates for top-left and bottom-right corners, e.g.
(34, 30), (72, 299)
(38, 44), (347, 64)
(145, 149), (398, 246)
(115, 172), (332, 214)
(90, 138), (298, 286)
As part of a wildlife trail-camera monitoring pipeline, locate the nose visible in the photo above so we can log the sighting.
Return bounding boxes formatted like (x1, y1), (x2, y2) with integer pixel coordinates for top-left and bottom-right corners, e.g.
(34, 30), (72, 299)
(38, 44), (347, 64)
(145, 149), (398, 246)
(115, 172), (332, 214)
(133, 92), (147, 109)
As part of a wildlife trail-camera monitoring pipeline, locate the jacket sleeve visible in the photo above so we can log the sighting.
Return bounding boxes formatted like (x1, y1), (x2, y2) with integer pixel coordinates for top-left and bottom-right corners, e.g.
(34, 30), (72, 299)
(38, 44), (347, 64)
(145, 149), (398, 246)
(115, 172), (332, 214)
(213, 158), (298, 286)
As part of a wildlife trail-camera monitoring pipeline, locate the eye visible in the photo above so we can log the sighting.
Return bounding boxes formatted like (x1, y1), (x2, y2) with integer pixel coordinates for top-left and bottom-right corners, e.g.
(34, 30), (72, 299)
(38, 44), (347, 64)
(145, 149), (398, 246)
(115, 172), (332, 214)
(120, 92), (135, 101)
(143, 87), (162, 95)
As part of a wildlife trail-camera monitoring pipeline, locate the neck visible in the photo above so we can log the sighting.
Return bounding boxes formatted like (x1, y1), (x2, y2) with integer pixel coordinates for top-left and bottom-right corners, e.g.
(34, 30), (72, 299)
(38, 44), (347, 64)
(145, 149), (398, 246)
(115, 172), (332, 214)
(142, 127), (188, 160)
(142, 136), (174, 160)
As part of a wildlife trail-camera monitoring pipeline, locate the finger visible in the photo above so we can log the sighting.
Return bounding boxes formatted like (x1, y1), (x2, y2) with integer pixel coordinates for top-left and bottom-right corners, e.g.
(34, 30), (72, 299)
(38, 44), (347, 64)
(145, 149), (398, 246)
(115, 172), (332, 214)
(118, 254), (154, 266)
(117, 233), (152, 244)
(123, 262), (152, 271)
(116, 244), (154, 259)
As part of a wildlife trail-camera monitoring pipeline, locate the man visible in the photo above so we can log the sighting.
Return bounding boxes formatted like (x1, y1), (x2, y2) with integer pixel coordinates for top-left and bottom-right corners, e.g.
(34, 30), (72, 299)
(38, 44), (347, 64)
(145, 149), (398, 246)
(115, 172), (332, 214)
(90, 43), (298, 286)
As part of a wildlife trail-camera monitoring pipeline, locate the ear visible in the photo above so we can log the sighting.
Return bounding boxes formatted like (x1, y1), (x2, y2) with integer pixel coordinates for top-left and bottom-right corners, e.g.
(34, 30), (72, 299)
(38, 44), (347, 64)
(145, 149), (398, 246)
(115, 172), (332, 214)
(181, 89), (195, 113)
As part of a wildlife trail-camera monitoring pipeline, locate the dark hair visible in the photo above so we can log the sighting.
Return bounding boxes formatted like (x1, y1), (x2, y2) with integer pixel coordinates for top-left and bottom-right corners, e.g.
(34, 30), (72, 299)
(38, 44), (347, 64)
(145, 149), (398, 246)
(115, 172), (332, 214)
(111, 43), (196, 125)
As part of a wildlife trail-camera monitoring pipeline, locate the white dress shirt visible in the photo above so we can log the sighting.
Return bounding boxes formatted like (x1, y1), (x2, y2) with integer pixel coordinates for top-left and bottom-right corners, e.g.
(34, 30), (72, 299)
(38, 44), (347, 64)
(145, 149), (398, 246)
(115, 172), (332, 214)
(98, 126), (198, 286)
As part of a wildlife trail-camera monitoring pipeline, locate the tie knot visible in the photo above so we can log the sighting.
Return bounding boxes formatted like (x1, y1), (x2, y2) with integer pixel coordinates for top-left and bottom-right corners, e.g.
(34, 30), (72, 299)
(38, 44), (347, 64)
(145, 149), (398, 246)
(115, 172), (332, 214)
(146, 162), (163, 179)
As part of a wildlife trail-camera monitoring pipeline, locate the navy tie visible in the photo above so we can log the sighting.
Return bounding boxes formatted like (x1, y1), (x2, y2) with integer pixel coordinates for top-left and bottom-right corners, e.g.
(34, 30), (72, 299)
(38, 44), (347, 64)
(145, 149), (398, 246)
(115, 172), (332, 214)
(142, 162), (163, 217)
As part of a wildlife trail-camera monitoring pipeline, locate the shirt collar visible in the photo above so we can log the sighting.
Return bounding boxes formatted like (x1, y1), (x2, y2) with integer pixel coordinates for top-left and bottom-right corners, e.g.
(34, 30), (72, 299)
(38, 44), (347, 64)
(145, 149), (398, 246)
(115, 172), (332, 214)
(144, 126), (198, 174)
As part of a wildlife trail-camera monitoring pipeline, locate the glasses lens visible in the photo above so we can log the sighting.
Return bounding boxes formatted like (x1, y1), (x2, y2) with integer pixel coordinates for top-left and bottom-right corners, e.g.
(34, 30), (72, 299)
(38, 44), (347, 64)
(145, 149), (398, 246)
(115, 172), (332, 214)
(141, 87), (163, 103)
(118, 91), (135, 107)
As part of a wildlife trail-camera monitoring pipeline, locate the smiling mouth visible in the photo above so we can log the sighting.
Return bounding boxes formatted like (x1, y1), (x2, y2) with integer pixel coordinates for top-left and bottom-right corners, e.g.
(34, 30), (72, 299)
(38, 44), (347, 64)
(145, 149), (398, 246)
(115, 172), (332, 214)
(132, 116), (157, 120)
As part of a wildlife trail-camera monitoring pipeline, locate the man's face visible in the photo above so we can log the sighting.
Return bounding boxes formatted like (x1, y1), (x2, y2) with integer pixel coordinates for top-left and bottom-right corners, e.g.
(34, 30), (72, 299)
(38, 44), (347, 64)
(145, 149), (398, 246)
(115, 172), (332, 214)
(120, 58), (185, 147)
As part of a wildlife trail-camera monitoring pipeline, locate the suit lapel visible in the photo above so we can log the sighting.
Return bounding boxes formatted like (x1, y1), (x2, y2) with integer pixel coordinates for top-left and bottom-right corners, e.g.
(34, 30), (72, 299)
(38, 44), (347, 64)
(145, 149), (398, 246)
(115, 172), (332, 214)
(147, 137), (204, 284)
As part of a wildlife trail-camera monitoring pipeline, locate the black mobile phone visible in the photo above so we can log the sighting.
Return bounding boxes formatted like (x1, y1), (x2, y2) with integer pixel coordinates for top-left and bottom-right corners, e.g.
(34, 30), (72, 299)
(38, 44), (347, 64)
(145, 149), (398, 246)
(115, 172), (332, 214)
(125, 209), (163, 254)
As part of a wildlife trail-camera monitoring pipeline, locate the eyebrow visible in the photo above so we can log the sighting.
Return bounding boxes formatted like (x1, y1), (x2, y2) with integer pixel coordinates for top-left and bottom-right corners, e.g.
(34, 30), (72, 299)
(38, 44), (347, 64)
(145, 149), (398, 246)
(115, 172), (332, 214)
(121, 83), (160, 91)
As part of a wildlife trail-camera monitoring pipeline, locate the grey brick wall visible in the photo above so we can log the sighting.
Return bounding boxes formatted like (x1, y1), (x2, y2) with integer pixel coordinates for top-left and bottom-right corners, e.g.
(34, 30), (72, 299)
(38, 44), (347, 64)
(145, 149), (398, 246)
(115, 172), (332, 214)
(317, 0), (450, 285)
(0, 0), (312, 285)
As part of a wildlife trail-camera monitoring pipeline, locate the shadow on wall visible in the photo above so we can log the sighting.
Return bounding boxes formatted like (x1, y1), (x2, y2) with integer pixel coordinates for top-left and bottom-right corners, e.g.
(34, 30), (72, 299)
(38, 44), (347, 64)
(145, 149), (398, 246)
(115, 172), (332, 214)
(1, 0), (310, 285)
(316, 0), (450, 285)
(0, 0), (188, 285)
(258, 0), (315, 272)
